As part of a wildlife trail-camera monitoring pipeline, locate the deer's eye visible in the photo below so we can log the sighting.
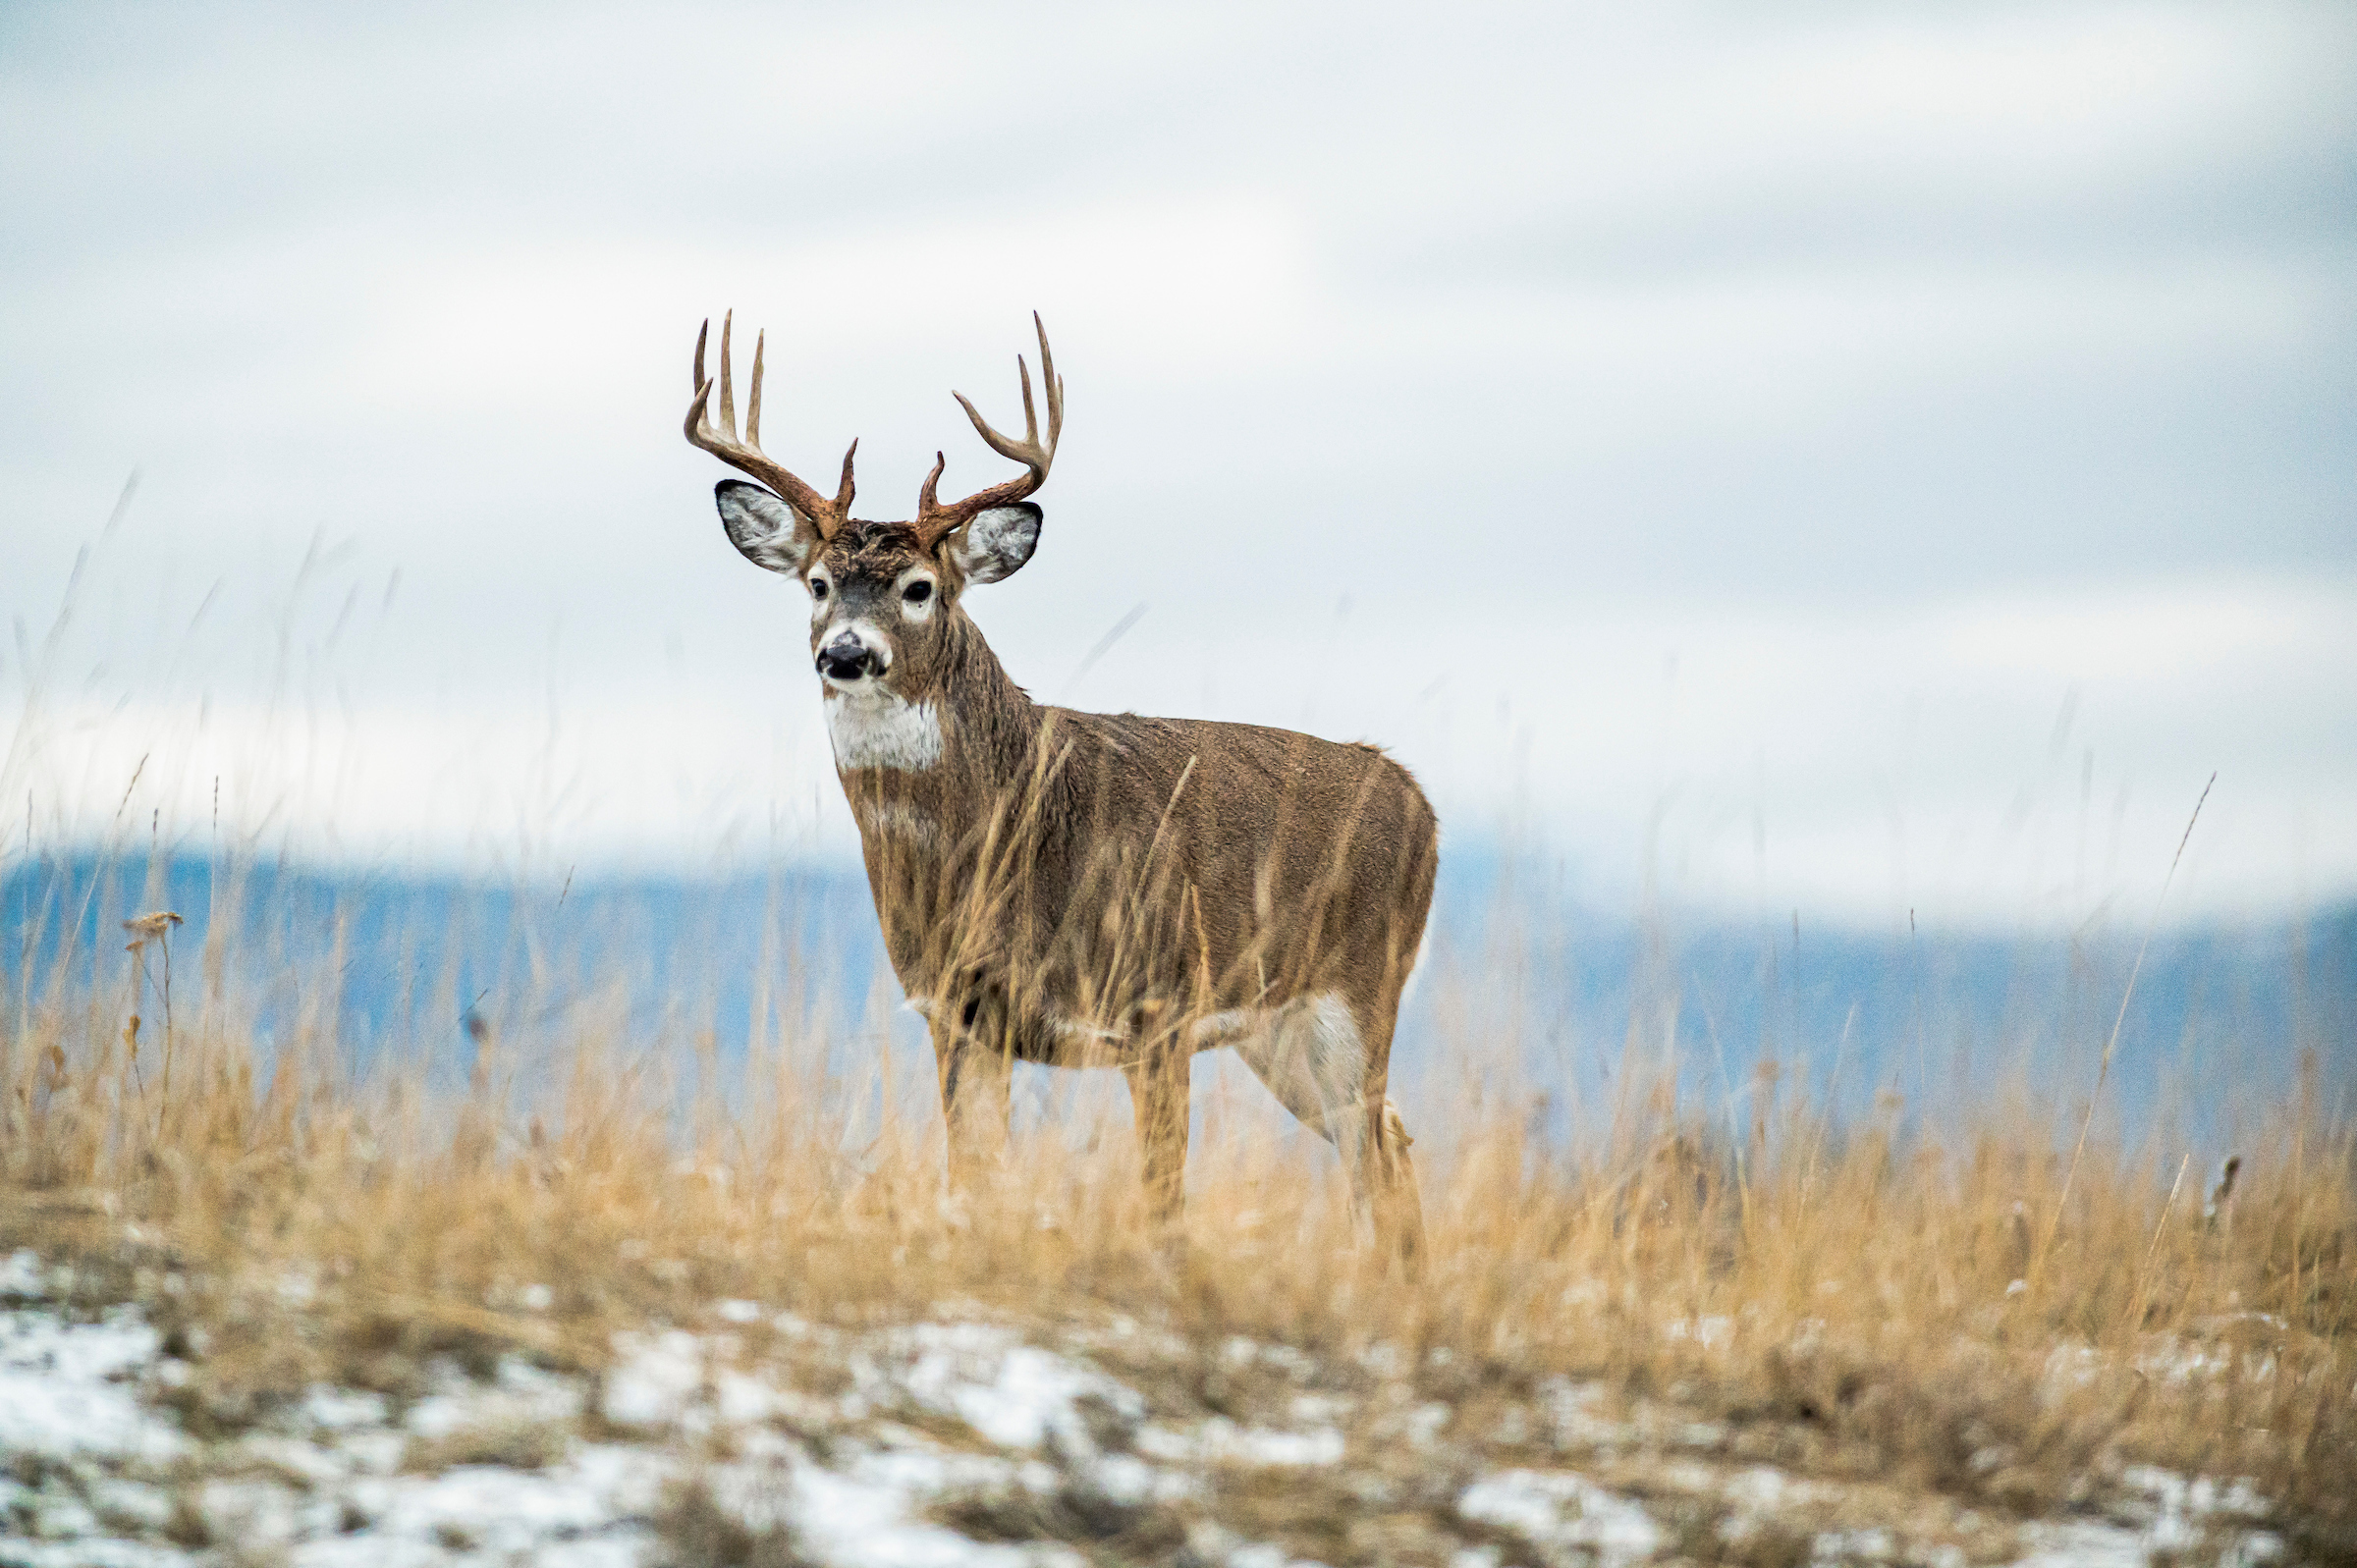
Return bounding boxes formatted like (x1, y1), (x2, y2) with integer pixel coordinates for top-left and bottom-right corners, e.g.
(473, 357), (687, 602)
(810, 578), (829, 599)
(903, 579), (933, 606)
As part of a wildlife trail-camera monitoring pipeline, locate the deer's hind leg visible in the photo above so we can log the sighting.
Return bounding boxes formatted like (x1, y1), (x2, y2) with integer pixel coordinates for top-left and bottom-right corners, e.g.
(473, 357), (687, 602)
(1365, 1085), (1424, 1276)
(1232, 994), (1423, 1271)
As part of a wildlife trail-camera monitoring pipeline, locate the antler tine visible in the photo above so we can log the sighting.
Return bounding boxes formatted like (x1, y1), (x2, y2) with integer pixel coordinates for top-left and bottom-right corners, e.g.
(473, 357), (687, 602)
(917, 451), (948, 514)
(918, 315), (1066, 546)
(717, 311), (738, 440)
(1034, 309), (1063, 456)
(682, 312), (850, 540)
(745, 328), (764, 448)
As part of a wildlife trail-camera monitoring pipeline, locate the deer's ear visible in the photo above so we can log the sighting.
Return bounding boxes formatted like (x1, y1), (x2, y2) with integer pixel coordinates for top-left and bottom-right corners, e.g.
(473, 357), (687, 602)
(715, 481), (820, 575)
(951, 503), (1041, 585)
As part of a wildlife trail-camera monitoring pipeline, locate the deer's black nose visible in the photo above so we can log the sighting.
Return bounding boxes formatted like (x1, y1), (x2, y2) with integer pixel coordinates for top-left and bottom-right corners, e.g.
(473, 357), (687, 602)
(817, 633), (878, 681)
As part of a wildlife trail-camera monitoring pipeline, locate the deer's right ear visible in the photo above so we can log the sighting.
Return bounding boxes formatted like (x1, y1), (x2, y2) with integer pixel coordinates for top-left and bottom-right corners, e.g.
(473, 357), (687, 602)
(715, 480), (820, 576)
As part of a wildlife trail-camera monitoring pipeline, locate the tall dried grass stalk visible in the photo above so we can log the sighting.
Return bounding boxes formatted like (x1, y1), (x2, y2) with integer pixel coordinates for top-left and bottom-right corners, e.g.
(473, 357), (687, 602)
(0, 855), (2350, 1544)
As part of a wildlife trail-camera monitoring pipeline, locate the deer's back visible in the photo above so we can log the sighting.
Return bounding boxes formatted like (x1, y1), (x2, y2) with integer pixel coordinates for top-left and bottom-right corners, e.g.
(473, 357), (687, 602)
(1025, 708), (1439, 1016)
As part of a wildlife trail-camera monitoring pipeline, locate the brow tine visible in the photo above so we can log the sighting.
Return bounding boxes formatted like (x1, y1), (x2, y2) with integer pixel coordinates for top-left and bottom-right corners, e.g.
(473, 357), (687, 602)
(692, 319), (710, 407)
(718, 311), (738, 441)
(747, 330), (765, 450)
(1016, 356), (1037, 444)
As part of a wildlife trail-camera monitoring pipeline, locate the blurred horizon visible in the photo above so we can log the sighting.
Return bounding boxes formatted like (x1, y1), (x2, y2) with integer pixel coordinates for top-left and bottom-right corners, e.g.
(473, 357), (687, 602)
(4, 1), (2353, 931)
(11, 844), (2348, 1158)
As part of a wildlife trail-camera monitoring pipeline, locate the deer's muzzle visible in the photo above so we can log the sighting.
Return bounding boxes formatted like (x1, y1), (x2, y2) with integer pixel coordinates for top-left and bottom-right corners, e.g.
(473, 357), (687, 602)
(817, 631), (883, 682)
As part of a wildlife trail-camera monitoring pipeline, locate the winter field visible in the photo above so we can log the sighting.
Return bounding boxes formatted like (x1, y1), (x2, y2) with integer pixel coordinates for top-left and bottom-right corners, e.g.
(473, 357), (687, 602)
(0, 852), (2349, 1568)
(7, 2), (2355, 1561)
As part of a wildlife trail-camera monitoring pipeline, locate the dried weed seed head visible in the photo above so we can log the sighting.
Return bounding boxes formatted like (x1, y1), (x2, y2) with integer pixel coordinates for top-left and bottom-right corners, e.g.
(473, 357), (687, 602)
(121, 910), (183, 951)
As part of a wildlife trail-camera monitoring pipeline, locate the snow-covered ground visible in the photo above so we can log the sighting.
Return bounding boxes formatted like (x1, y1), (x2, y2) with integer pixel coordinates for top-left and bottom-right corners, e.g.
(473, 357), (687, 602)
(0, 1251), (2286, 1567)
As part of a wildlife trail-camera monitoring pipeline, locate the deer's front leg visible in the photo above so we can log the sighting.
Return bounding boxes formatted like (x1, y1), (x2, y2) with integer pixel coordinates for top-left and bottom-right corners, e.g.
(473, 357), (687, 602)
(1124, 1046), (1191, 1230)
(931, 1019), (1011, 1199)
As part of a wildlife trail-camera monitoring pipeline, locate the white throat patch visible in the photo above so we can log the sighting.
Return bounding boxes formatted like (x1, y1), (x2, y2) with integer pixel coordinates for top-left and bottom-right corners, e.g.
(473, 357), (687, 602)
(826, 689), (944, 771)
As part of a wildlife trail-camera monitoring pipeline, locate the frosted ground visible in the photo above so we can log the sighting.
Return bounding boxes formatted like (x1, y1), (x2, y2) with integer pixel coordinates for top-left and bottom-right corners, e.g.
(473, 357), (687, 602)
(0, 1252), (2285, 1568)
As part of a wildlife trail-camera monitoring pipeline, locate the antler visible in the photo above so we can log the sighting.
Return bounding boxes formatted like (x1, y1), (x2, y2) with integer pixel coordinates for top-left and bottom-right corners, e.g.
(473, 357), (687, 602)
(685, 312), (856, 540)
(914, 312), (1064, 548)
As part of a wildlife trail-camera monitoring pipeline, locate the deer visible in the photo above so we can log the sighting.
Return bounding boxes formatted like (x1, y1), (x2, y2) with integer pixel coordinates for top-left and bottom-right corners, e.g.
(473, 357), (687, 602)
(682, 312), (1438, 1266)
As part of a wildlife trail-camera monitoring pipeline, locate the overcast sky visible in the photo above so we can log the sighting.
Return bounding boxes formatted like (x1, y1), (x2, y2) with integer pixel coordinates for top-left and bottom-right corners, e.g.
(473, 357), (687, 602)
(2, 0), (2351, 928)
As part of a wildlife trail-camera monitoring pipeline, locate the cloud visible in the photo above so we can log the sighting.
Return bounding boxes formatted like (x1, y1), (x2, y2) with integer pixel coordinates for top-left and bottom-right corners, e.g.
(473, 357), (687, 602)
(2, 0), (2350, 919)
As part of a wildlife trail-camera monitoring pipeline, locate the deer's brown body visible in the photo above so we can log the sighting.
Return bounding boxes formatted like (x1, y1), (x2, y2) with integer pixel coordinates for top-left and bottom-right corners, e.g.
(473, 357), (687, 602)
(683, 315), (1434, 1261)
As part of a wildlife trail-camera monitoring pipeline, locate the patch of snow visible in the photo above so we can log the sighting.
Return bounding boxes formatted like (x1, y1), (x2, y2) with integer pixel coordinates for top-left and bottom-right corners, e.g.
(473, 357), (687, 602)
(299, 1385), (389, 1432)
(1210, 1421), (1344, 1468)
(2117, 1465), (2271, 1527)
(1721, 1465), (1836, 1514)
(1403, 1401), (1452, 1448)
(2012, 1520), (2175, 1568)
(0, 1308), (185, 1464)
(0, 1541), (197, 1567)
(1535, 1376), (1628, 1450)
(1288, 1392), (1350, 1426)
(273, 1267), (318, 1309)
(308, 1442), (672, 1565)
(82, 1479), (174, 1536)
(25, 1490), (100, 1540)
(1135, 1418), (1344, 1467)
(336, 1428), (407, 1476)
(0, 1252), (48, 1300)
(1814, 1526), (1898, 1561)
(1457, 1469), (1663, 1568)
(2043, 1341), (2109, 1395)
(601, 1328), (705, 1430)
(1220, 1337), (1317, 1379)
(2012, 1466), (2282, 1568)
(1226, 1546), (1316, 1568)
(1086, 1453), (1163, 1506)
(773, 1452), (1051, 1565)
(0, 1297), (2301, 1568)
(405, 1354), (583, 1439)
(883, 1323), (1141, 1457)
(229, 1432), (351, 1488)
(189, 1477), (321, 1550)
(736, 1447), (1072, 1568)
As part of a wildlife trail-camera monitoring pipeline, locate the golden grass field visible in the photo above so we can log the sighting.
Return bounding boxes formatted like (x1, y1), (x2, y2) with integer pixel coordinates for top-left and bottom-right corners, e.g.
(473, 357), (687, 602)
(1, 858), (2350, 1565)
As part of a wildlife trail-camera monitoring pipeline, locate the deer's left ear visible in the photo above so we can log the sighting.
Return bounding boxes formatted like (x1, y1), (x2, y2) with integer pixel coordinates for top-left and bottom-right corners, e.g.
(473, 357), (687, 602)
(951, 504), (1042, 584)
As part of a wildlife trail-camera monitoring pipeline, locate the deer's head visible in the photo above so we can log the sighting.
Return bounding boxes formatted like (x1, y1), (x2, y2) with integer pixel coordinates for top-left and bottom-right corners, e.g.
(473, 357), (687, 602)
(685, 313), (1062, 714)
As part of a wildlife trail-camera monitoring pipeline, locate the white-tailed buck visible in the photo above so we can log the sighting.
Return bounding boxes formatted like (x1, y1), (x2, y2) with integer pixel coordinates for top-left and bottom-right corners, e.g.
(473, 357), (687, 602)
(684, 313), (1437, 1263)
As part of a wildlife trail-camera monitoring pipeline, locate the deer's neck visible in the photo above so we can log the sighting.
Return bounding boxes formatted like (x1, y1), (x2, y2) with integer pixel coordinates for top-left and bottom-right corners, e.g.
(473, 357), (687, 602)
(931, 609), (1043, 785)
(843, 612), (1058, 1000)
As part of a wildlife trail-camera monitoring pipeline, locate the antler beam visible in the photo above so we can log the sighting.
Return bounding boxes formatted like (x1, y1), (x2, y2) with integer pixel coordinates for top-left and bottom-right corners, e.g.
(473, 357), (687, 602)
(685, 312), (855, 539)
(915, 313), (1064, 547)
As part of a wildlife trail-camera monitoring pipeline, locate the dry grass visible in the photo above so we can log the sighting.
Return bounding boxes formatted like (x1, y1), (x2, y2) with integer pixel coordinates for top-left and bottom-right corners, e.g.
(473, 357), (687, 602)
(2, 888), (2352, 1558)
